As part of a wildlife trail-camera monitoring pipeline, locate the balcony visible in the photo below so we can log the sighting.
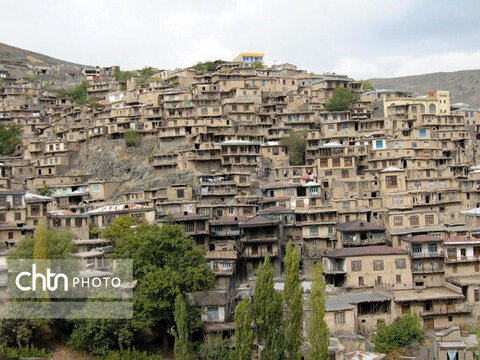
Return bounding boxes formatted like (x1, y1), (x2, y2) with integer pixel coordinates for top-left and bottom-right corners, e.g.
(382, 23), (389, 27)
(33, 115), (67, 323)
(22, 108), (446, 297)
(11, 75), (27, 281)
(445, 256), (480, 263)
(410, 251), (444, 258)
(241, 234), (278, 243)
(412, 265), (444, 274)
(419, 304), (471, 317)
(243, 248), (279, 258)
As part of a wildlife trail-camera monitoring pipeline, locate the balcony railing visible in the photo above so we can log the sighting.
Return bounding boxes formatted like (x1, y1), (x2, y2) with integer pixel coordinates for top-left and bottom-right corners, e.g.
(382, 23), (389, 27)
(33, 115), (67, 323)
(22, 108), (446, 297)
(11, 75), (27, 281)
(410, 251), (444, 258)
(445, 255), (480, 263)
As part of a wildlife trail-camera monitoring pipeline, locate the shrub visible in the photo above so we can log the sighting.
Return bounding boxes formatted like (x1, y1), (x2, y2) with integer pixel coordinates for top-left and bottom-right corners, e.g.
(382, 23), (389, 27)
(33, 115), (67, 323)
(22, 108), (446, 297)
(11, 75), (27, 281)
(0, 123), (22, 155)
(324, 87), (358, 111)
(2, 345), (51, 359)
(280, 130), (307, 165)
(124, 129), (139, 147)
(371, 313), (423, 354)
(103, 348), (163, 360)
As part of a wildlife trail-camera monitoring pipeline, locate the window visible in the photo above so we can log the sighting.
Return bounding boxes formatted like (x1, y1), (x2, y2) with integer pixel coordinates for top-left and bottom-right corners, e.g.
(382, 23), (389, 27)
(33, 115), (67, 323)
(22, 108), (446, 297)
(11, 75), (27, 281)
(425, 214), (434, 225)
(65, 218), (71, 227)
(419, 129), (427, 138)
(14, 212), (21, 221)
(409, 216), (419, 226)
(395, 258), (406, 269)
(351, 260), (362, 271)
(13, 195), (22, 206)
(334, 312), (345, 324)
(386, 176), (398, 189)
(373, 260), (384, 271)
(396, 274), (402, 283)
(310, 226), (318, 236)
(75, 218), (83, 227)
(206, 307), (219, 321)
(428, 243), (438, 254)
(222, 262), (231, 271)
(376, 276), (383, 285)
(0, 213), (5, 222)
(185, 223), (194, 232)
(286, 188), (295, 195)
(412, 244), (422, 254)
(177, 189), (184, 198)
(310, 186), (319, 195)
(92, 184), (100, 193)
(332, 158), (340, 167)
(393, 216), (403, 226)
(375, 140), (384, 148)
(359, 276), (364, 286)
(341, 169), (349, 179)
(474, 289), (480, 302)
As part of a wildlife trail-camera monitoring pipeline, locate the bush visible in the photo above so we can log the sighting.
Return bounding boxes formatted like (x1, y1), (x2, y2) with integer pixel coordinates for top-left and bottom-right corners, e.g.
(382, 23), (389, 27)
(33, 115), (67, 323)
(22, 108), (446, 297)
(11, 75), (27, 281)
(103, 348), (163, 360)
(2, 344), (51, 359)
(124, 129), (139, 147)
(361, 80), (375, 91)
(324, 87), (358, 111)
(192, 61), (217, 73)
(38, 186), (52, 196)
(114, 69), (136, 82)
(280, 130), (307, 165)
(56, 81), (89, 105)
(371, 313), (423, 354)
(0, 123), (22, 155)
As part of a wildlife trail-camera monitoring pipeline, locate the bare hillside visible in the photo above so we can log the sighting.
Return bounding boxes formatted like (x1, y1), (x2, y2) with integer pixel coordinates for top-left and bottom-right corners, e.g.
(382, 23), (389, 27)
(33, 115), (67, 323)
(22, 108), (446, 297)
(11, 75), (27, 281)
(370, 69), (480, 106)
(0, 41), (85, 69)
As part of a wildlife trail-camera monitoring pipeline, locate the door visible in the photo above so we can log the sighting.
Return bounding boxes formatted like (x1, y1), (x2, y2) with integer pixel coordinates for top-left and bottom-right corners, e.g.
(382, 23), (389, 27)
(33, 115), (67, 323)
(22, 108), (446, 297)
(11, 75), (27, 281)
(424, 317), (434, 330)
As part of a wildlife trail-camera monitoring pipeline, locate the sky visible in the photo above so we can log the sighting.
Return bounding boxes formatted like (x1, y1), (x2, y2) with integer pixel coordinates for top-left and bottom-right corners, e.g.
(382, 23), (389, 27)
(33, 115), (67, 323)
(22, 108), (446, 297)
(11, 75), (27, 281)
(2, 0), (480, 79)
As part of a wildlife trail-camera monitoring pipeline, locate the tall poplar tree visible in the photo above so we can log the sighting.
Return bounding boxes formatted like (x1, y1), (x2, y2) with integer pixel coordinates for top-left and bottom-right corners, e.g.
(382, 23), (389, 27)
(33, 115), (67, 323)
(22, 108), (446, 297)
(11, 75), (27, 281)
(234, 299), (254, 360)
(173, 294), (191, 360)
(253, 255), (285, 360)
(308, 263), (329, 360)
(284, 241), (303, 360)
(33, 220), (49, 259)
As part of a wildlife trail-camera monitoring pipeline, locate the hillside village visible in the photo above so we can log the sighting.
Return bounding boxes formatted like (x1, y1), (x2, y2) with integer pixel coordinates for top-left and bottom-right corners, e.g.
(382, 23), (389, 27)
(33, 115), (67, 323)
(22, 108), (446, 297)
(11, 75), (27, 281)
(2, 49), (480, 358)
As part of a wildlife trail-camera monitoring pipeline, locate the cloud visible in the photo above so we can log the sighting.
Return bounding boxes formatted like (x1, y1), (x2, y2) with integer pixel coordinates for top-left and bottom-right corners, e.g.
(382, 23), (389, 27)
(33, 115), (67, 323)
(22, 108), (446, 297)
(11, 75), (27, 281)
(337, 50), (480, 79)
(0, 0), (479, 78)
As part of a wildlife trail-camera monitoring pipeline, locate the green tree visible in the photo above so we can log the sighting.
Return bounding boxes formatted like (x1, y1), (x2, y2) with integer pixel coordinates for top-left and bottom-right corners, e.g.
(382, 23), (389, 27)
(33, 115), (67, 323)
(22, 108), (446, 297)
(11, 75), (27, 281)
(9, 223), (74, 261)
(253, 255), (285, 360)
(234, 299), (254, 360)
(114, 69), (136, 82)
(192, 61), (217, 73)
(308, 263), (329, 360)
(361, 80), (375, 91)
(124, 129), (140, 147)
(112, 222), (214, 338)
(253, 61), (264, 69)
(104, 348), (164, 360)
(33, 220), (49, 260)
(102, 215), (137, 243)
(70, 317), (134, 356)
(284, 242), (303, 360)
(280, 130), (306, 166)
(55, 81), (89, 105)
(0, 123), (22, 155)
(324, 87), (357, 111)
(140, 67), (156, 77)
(173, 294), (191, 360)
(197, 334), (232, 360)
(371, 313), (423, 354)
(38, 186), (52, 196)
(2, 226), (75, 347)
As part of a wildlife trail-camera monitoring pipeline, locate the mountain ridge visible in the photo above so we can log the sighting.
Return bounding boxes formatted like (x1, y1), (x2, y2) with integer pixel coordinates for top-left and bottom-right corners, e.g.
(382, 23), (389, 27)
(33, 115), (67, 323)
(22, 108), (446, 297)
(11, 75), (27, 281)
(369, 69), (480, 106)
